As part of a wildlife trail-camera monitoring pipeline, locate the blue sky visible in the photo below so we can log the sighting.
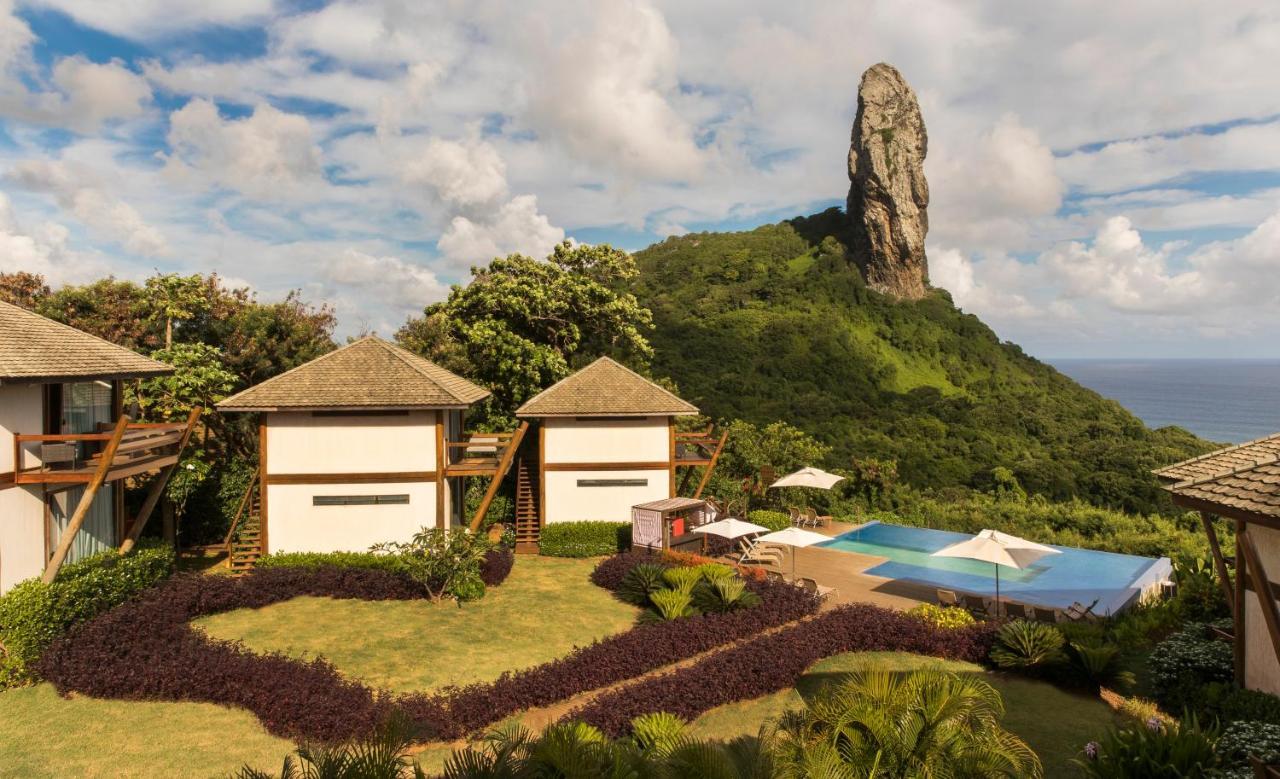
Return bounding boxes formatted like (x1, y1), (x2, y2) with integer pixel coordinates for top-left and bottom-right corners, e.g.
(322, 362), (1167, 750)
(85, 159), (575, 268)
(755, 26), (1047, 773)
(0, 1), (1277, 357)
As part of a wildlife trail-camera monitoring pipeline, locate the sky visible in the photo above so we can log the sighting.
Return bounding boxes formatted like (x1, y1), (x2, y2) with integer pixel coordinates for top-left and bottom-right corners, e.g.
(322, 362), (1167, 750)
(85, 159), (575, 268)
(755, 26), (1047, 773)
(0, 1), (1277, 358)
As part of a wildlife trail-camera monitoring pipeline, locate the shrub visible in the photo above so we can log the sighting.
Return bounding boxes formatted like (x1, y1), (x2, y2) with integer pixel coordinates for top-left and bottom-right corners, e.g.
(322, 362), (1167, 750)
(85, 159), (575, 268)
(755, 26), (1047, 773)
(1069, 642), (1135, 691)
(0, 542), (174, 686)
(1077, 715), (1219, 778)
(256, 551), (405, 573)
(591, 550), (666, 590)
(371, 528), (492, 602)
(646, 589), (696, 622)
(538, 521), (631, 558)
(1201, 683), (1280, 727)
(1117, 696), (1174, 728)
(661, 567), (702, 595)
(479, 547), (514, 587)
(1148, 623), (1233, 712)
(989, 619), (1066, 670)
(692, 577), (761, 615)
(1217, 720), (1280, 770)
(747, 510), (790, 531)
(568, 604), (1000, 736)
(907, 603), (976, 630)
(618, 563), (669, 606)
(234, 714), (425, 779)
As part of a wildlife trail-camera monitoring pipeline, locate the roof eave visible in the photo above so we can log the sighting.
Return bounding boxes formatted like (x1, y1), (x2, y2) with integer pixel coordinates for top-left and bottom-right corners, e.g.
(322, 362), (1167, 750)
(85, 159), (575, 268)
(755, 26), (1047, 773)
(0, 367), (174, 385)
(516, 409), (700, 418)
(217, 403), (475, 413)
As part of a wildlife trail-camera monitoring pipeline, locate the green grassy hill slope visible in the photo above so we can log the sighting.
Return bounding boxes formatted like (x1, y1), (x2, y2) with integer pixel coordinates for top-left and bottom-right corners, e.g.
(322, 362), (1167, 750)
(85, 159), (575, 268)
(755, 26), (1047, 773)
(632, 208), (1210, 514)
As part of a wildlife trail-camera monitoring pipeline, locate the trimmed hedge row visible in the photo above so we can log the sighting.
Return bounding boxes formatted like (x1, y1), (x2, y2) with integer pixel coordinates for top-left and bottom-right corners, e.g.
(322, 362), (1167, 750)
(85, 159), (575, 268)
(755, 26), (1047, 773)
(538, 522), (631, 558)
(747, 510), (792, 532)
(568, 603), (1000, 736)
(0, 542), (174, 687)
(255, 547), (515, 588)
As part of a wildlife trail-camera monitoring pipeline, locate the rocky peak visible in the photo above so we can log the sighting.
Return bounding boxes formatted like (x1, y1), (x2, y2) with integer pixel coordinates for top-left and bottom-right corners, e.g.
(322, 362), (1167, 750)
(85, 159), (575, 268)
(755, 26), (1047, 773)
(847, 63), (930, 301)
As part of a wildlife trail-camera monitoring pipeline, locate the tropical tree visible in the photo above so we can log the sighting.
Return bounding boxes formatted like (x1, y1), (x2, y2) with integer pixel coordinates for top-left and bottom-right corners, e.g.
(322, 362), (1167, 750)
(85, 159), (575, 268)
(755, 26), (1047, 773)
(0, 271), (49, 308)
(768, 668), (1042, 778)
(397, 241), (654, 424)
(144, 272), (209, 348)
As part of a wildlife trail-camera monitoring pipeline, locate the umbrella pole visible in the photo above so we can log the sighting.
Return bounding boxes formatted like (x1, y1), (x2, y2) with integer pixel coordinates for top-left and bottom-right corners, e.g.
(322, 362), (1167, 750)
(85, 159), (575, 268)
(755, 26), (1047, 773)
(995, 564), (1001, 619)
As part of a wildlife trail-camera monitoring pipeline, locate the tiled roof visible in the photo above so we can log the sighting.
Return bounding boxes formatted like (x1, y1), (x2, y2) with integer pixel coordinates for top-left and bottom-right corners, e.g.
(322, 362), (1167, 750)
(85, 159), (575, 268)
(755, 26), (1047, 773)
(1153, 433), (1280, 483)
(1166, 460), (1280, 522)
(516, 356), (698, 417)
(0, 300), (172, 384)
(217, 336), (490, 411)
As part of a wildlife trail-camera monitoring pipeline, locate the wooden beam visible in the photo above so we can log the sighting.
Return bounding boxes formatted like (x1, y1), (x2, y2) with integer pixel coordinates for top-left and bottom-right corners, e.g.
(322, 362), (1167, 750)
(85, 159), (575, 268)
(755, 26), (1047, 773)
(265, 471), (437, 484)
(468, 421), (528, 532)
(668, 417), (676, 498)
(1239, 527), (1280, 680)
(692, 430), (729, 500)
(435, 410), (446, 529)
(1237, 519), (1247, 686)
(1171, 493), (1280, 532)
(542, 461), (671, 472)
(42, 416), (129, 582)
(119, 408), (201, 555)
(1201, 511), (1236, 622)
(259, 416), (268, 555)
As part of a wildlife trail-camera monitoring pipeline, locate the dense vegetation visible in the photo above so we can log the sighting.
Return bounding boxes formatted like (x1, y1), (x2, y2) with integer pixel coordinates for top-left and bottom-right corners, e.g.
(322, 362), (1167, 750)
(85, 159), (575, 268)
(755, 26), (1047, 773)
(631, 208), (1211, 515)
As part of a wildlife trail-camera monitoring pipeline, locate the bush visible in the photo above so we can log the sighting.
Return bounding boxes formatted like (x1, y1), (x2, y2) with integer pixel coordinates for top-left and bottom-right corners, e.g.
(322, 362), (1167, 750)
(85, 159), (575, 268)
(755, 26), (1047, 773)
(1201, 683), (1280, 727)
(1217, 720), (1280, 770)
(256, 551), (405, 573)
(568, 603), (1000, 736)
(747, 510), (790, 531)
(372, 528), (493, 602)
(1148, 623), (1234, 712)
(479, 547), (514, 587)
(618, 563), (669, 606)
(989, 619), (1066, 670)
(0, 542), (174, 687)
(180, 455), (256, 545)
(907, 603), (976, 630)
(590, 550), (666, 590)
(1077, 715), (1219, 778)
(538, 521), (631, 558)
(1069, 641), (1135, 691)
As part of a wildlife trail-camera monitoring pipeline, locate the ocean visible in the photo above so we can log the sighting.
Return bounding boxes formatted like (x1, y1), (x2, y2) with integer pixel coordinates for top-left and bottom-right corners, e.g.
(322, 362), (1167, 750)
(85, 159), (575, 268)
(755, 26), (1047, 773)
(1049, 359), (1280, 444)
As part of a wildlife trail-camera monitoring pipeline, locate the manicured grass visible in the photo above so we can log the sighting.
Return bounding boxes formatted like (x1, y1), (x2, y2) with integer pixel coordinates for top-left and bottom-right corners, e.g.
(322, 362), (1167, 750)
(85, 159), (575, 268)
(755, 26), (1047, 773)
(196, 556), (640, 693)
(688, 651), (1119, 778)
(0, 683), (292, 778)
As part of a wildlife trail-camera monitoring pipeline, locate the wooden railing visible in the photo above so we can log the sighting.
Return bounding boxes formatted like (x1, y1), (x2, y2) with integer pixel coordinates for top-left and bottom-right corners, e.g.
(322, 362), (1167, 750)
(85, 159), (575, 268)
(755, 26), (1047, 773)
(14, 420), (191, 485)
(223, 471), (261, 551)
(674, 427), (729, 499)
(444, 430), (519, 475)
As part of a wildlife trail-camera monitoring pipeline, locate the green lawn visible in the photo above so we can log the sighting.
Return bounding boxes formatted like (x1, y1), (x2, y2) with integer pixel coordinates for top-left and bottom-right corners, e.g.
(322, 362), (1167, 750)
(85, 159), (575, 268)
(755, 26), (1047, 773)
(688, 651), (1118, 778)
(196, 556), (640, 693)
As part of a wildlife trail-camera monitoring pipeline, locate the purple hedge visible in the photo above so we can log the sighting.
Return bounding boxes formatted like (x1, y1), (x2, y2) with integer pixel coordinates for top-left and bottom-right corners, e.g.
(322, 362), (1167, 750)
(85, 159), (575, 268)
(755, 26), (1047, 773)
(589, 549), (666, 591)
(567, 603), (1000, 736)
(480, 547), (515, 587)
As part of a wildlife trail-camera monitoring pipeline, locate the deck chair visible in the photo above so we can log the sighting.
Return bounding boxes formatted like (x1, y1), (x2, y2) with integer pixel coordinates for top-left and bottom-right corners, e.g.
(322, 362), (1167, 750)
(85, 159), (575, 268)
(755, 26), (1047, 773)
(804, 507), (828, 528)
(1003, 602), (1032, 620)
(788, 507), (806, 526)
(1032, 605), (1059, 623)
(799, 577), (836, 599)
(962, 593), (991, 619)
(936, 589), (961, 608)
(740, 541), (784, 567)
(1064, 599), (1100, 621)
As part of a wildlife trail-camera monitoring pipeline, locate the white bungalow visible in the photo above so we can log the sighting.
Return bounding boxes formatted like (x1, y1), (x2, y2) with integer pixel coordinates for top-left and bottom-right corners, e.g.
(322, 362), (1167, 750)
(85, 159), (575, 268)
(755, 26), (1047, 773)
(509, 357), (726, 551)
(216, 336), (503, 569)
(0, 301), (189, 593)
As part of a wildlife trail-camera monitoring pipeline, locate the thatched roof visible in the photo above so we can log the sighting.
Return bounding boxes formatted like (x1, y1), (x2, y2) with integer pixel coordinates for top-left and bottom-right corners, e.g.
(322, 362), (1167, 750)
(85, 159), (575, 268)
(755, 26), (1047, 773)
(0, 301), (171, 384)
(516, 357), (697, 418)
(217, 336), (490, 411)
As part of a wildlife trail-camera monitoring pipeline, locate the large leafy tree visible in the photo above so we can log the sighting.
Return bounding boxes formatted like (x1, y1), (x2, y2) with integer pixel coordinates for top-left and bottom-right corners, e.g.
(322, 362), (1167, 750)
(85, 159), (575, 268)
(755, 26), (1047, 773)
(398, 241), (654, 424)
(0, 271), (49, 308)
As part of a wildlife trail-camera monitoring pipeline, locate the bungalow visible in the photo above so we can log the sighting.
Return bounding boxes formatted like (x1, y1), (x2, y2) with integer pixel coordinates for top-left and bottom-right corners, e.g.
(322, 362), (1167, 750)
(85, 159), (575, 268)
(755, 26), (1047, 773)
(1157, 434), (1280, 696)
(215, 336), (503, 570)
(0, 301), (191, 593)
(506, 357), (726, 551)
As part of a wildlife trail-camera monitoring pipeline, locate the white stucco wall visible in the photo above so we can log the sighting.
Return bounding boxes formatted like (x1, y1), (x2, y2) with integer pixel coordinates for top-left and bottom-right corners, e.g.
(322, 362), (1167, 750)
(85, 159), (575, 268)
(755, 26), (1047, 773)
(266, 411), (437, 474)
(543, 469), (670, 523)
(1245, 524), (1280, 696)
(266, 482), (437, 554)
(1, 384), (46, 593)
(542, 416), (669, 464)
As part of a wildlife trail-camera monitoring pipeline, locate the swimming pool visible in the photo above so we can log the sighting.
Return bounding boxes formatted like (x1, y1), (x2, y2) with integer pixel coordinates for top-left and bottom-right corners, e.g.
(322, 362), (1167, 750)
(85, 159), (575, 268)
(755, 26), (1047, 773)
(820, 522), (1172, 614)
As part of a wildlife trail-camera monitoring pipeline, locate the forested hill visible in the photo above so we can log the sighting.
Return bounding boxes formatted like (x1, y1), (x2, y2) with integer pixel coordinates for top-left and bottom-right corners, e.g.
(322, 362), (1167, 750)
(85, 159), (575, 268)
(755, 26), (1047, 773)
(631, 208), (1211, 515)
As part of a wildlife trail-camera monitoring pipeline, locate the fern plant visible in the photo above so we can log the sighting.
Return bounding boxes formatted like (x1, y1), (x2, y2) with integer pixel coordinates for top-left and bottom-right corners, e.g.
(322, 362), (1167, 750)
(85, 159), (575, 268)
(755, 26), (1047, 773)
(990, 619), (1067, 670)
(647, 589), (697, 621)
(617, 563), (668, 606)
(662, 567), (703, 595)
(1070, 642), (1137, 691)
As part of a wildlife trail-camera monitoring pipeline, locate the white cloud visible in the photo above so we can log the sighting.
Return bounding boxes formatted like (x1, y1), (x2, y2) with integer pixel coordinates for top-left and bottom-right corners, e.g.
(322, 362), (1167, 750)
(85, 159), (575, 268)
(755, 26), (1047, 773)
(437, 195), (564, 267)
(8, 160), (169, 256)
(25, 0), (272, 38)
(162, 99), (324, 199)
(402, 135), (509, 210)
(50, 56), (151, 132)
(314, 248), (447, 332)
(0, 192), (109, 283)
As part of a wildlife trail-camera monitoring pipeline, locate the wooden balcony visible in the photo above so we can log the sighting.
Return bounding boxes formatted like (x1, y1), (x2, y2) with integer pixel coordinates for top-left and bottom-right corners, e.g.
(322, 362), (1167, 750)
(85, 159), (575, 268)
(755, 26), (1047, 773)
(14, 421), (191, 485)
(675, 429), (727, 466)
(444, 431), (520, 477)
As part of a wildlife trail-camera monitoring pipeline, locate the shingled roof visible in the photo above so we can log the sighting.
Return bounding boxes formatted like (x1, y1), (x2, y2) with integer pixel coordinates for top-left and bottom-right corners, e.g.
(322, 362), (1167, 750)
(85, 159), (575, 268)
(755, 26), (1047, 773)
(1166, 460), (1280, 523)
(1153, 433), (1280, 484)
(217, 336), (490, 411)
(516, 356), (697, 418)
(0, 300), (172, 384)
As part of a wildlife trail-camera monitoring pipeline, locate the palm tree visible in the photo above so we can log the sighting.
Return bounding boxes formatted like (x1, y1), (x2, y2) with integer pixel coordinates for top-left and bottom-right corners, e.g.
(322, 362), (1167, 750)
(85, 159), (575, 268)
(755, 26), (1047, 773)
(768, 668), (1042, 779)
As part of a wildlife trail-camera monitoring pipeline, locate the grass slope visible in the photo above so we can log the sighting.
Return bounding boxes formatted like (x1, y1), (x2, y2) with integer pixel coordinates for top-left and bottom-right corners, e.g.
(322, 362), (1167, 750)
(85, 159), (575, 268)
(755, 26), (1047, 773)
(633, 208), (1210, 514)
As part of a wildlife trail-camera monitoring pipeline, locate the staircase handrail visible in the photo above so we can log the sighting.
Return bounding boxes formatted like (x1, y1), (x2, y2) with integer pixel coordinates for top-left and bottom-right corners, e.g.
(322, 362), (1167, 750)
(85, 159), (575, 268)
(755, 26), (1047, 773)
(223, 471), (260, 550)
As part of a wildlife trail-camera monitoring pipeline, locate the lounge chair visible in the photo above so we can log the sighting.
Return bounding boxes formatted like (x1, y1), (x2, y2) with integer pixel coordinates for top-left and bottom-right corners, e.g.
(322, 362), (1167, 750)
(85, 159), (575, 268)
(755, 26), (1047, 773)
(1003, 602), (1032, 620)
(962, 593), (991, 619)
(788, 506), (806, 527)
(740, 542), (785, 567)
(936, 589), (961, 608)
(1064, 599), (1100, 621)
(799, 577), (836, 599)
(804, 507), (828, 528)
(1032, 605), (1059, 623)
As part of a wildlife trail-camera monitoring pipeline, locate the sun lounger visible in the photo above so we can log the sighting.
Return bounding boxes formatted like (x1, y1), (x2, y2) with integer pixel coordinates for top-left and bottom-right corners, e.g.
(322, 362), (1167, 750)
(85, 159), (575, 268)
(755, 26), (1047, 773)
(936, 589), (960, 607)
(1064, 599), (1100, 621)
(804, 507), (828, 528)
(1003, 602), (1032, 620)
(799, 577), (836, 599)
(739, 541), (785, 567)
(962, 593), (991, 619)
(788, 507), (805, 526)
(1032, 605), (1059, 623)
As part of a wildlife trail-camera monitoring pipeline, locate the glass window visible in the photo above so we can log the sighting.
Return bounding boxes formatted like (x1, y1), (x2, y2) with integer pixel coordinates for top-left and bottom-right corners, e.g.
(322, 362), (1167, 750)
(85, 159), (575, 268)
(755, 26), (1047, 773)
(312, 494), (411, 506)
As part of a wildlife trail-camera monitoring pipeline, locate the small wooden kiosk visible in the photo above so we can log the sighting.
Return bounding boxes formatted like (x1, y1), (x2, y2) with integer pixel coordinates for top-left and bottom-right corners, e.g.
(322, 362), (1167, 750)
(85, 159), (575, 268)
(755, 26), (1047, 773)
(631, 497), (711, 552)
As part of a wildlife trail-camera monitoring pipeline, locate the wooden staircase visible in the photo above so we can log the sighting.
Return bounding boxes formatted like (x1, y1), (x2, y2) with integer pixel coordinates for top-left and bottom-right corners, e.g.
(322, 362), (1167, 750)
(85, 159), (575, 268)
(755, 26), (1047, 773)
(224, 474), (262, 574)
(514, 457), (541, 553)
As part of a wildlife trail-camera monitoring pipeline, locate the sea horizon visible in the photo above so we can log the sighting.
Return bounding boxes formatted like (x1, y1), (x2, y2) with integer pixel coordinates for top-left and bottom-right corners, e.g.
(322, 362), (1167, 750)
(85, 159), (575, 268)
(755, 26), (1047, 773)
(1048, 357), (1280, 444)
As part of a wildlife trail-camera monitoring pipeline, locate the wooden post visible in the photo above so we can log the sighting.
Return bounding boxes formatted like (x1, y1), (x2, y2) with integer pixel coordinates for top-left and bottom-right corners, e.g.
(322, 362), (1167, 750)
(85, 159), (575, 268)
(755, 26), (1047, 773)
(435, 411), (446, 529)
(1201, 511), (1236, 621)
(1239, 527), (1280, 677)
(119, 408), (202, 554)
(42, 416), (130, 582)
(468, 421), (528, 531)
(692, 431), (729, 499)
(259, 416), (269, 555)
(668, 417), (677, 498)
(1236, 519), (1247, 686)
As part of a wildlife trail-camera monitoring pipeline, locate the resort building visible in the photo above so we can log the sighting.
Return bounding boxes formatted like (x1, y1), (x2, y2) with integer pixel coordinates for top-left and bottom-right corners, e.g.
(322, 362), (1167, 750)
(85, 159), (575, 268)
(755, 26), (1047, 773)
(0, 301), (188, 593)
(216, 336), (499, 569)
(1157, 435), (1280, 696)
(508, 357), (725, 550)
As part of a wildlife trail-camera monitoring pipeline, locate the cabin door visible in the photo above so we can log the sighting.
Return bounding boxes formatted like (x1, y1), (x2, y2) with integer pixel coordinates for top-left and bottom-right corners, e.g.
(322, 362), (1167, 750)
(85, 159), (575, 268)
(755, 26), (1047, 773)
(46, 381), (116, 564)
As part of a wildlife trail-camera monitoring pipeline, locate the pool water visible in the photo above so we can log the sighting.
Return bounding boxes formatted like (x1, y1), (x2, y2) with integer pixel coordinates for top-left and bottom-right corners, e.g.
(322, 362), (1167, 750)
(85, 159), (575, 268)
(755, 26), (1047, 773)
(821, 522), (1171, 614)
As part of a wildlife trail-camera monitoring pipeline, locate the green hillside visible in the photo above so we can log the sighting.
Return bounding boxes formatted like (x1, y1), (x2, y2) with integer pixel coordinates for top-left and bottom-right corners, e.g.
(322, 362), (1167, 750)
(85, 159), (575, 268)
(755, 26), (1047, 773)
(632, 208), (1211, 515)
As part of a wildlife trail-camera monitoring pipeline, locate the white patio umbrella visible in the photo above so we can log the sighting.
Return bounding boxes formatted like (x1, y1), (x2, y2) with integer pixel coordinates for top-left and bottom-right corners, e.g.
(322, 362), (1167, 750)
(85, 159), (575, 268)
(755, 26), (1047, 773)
(931, 529), (1061, 617)
(691, 517), (770, 541)
(755, 527), (831, 578)
(769, 467), (846, 490)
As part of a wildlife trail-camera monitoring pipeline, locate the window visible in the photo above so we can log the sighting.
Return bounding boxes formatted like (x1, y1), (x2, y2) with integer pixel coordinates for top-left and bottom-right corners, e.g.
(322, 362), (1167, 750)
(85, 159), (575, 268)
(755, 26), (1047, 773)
(577, 478), (648, 487)
(313, 494), (410, 506)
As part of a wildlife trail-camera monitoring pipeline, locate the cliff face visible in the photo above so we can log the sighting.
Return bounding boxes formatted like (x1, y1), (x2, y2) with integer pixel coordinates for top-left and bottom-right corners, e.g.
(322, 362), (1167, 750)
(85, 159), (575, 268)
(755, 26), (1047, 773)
(847, 63), (930, 301)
